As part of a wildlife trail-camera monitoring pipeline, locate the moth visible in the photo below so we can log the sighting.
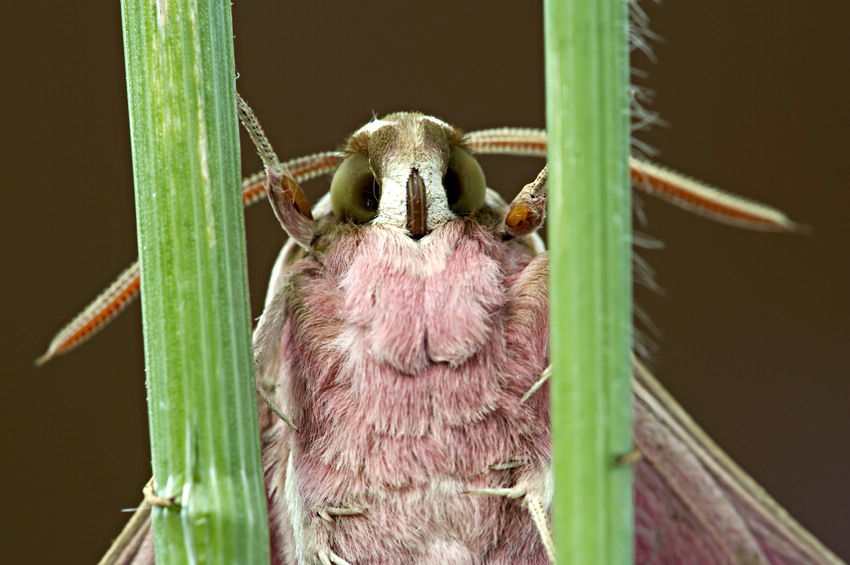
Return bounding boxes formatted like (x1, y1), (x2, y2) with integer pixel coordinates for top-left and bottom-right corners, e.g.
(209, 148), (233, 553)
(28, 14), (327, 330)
(43, 98), (842, 563)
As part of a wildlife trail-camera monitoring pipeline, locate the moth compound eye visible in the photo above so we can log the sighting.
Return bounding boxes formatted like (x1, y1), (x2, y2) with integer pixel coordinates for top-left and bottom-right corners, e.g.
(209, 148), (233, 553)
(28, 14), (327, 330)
(443, 147), (486, 216)
(330, 152), (381, 223)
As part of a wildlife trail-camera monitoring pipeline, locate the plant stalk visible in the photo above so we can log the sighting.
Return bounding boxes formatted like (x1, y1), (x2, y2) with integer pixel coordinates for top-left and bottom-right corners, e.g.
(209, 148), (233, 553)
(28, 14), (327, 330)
(544, 0), (633, 562)
(120, 0), (269, 562)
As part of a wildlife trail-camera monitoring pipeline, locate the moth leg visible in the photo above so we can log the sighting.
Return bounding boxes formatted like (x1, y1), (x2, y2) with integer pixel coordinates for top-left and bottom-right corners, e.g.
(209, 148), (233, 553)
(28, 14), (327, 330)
(616, 446), (643, 467)
(465, 485), (526, 498)
(465, 486), (555, 563)
(142, 477), (179, 508)
(257, 378), (298, 431)
(316, 505), (367, 522)
(501, 164), (548, 237)
(317, 548), (354, 565)
(526, 494), (555, 564)
(236, 93), (316, 250)
(489, 455), (530, 471)
(520, 364), (552, 403)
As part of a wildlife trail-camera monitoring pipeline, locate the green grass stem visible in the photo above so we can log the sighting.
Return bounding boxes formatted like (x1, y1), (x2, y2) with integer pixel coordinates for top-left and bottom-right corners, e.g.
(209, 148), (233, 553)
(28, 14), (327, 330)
(120, 1), (269, 562)
(545, 0), (634, 562)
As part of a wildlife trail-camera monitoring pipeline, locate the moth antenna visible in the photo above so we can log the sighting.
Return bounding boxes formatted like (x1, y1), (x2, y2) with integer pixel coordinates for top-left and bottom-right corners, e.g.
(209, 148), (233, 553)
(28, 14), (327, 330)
(630, 157), (805, 232)
(502, 165), (547, 237)
(467, 128), (804, 231)
(240, 151), (344, 207)
(466, 127), (547, 157)
(41, 124), (802, 364)
(236, 93), (316, 249)
(36, 262), (140, 365)
(520, 364), (552, 404)
(38, 152), (342, 365)
(257, 383), (298, 431)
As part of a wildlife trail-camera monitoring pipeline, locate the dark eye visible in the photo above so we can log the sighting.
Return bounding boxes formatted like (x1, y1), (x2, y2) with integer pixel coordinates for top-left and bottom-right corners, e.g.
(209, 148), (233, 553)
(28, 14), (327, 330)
(443, 147), (486, 215)
(330, 152), (381, 223)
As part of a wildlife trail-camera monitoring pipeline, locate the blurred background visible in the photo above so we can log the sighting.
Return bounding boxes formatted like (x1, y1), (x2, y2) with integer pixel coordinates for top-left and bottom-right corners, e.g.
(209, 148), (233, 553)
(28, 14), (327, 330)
(2, 1), (847, 562)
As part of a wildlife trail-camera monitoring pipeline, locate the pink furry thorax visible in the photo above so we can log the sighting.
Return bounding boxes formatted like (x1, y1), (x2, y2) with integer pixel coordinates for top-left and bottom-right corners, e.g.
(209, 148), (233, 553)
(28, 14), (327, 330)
(263, 218), (550, 563)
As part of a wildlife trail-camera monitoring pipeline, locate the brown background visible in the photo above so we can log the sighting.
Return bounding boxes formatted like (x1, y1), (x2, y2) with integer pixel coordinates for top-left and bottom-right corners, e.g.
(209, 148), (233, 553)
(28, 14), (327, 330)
(2, 1), (847, 563)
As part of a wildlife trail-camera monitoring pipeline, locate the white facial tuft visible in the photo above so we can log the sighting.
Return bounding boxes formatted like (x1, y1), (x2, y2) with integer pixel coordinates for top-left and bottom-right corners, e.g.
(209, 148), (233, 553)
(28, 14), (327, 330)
(373, 155), (453, 235)
(422, 115), (452, 130)
(354, 119), (392, 136)
(357, 114), (457, 237)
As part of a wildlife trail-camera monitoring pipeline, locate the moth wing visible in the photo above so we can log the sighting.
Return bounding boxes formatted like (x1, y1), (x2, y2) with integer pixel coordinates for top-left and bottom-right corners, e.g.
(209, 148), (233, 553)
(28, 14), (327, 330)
(632, 358), (843, 564)
(96, 499), (154, 565)
(252, 193), (335, 429)
(252, 240), (303, 565)
(253, 198), (344, 563)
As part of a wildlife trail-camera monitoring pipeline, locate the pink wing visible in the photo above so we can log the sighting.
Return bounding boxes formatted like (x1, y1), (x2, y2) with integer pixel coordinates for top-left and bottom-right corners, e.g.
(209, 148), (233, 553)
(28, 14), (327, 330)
(632, 358), (842, 565)
(96, 500), (154, 565)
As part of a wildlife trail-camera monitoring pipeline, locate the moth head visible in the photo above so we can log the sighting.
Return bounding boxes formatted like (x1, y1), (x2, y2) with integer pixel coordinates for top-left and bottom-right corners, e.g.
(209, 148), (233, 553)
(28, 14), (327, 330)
(330, 112), (486, 238)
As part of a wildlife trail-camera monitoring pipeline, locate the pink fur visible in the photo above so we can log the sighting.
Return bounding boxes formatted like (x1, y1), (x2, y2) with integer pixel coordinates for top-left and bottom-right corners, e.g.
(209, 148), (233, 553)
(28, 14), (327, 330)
(259, 218), (550, 564)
